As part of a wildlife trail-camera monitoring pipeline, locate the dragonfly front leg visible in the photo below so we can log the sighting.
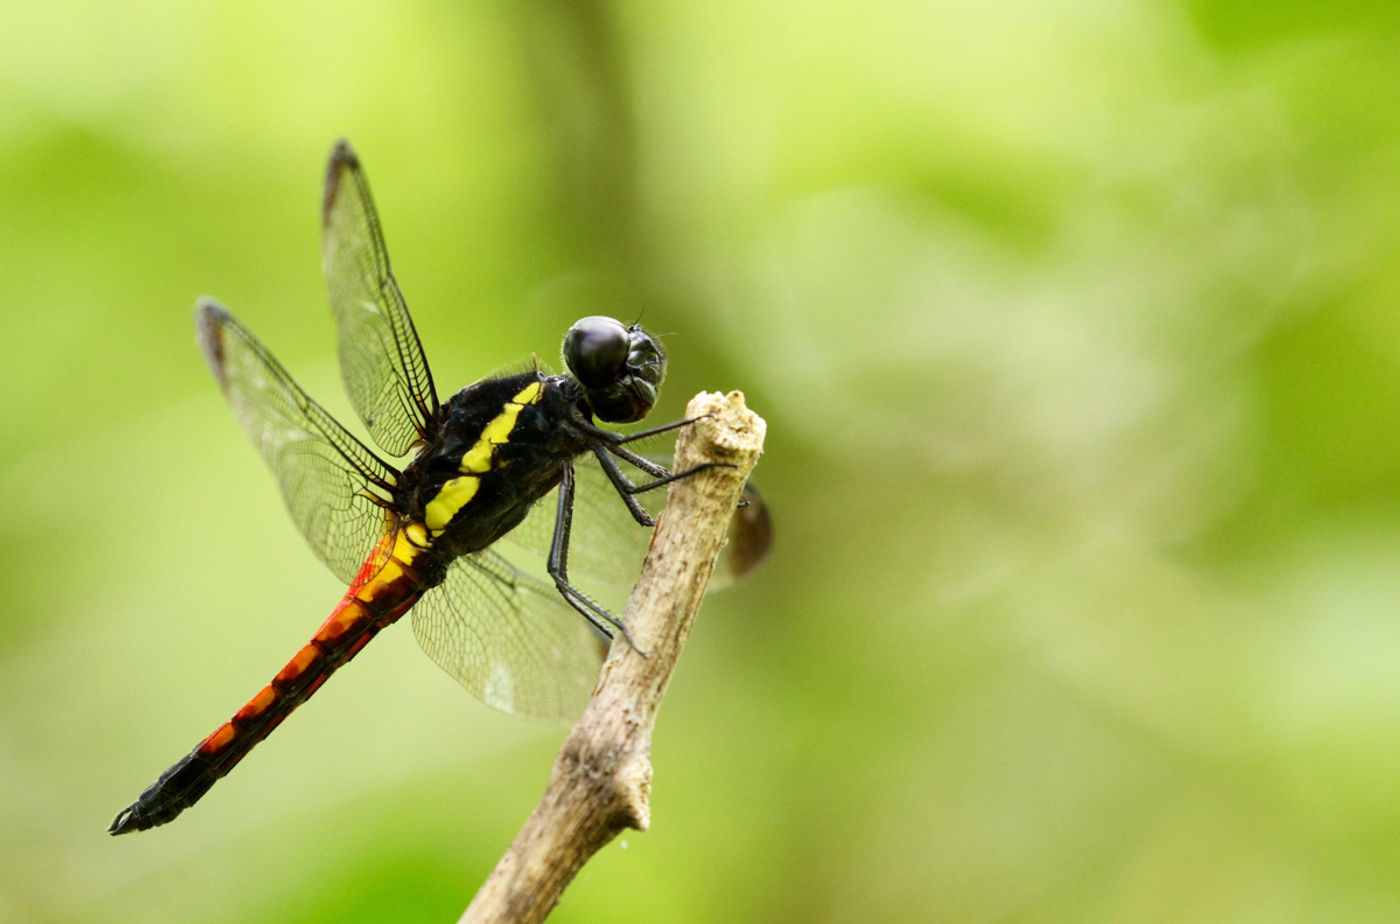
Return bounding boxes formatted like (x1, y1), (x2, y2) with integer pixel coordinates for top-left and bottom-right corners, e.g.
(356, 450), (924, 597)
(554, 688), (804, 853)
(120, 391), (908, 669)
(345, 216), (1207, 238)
(592, 442), (732, 515)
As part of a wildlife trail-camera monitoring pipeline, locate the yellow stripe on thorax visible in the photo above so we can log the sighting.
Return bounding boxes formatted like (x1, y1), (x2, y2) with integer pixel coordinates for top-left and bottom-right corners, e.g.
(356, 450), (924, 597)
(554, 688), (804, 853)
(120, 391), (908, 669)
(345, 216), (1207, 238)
(423, 381), (543, 535)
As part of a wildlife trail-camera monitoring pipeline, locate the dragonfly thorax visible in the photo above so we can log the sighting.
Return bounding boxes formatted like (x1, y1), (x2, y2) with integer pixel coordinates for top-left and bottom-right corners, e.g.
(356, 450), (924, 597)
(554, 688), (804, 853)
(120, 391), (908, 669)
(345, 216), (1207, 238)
(399, 371), (590, 559)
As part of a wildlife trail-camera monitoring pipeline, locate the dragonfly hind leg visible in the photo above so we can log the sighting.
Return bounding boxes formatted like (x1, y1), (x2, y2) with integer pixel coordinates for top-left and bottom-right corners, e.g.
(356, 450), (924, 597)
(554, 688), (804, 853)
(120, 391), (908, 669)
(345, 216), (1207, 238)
(547, 462), (648, 653)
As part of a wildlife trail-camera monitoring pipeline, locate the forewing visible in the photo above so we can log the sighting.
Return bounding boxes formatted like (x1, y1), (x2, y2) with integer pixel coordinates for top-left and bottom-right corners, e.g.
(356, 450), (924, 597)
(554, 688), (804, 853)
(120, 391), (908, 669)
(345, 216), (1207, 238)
(197, 298), (399, 585)
(322, 139), (439, 457)
(412, 550), (607, 722)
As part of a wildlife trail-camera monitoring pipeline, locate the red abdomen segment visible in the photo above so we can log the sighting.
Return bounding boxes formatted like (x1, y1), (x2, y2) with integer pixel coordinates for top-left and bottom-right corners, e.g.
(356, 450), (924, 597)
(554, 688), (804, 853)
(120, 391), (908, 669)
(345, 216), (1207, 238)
(109, 529), (428, 835)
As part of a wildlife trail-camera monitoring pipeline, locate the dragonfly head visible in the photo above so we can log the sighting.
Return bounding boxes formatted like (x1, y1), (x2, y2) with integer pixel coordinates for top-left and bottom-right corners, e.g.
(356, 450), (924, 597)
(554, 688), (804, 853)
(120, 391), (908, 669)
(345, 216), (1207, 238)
(563, 316), (666, 423)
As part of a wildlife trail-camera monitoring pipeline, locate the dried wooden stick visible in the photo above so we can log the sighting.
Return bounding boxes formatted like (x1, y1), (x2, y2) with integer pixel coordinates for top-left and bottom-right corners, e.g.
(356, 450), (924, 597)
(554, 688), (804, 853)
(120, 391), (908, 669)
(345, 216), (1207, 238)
(460, 390), (766, 924)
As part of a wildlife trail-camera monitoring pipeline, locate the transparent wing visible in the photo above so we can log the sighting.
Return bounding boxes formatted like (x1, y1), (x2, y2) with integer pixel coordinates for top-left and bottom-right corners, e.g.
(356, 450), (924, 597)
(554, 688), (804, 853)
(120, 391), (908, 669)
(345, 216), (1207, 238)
(322, 139), (439, 457)
(505, 451), (773, 595)
(197, 298), (399, 585)
(506, 454), (657, 592)
(412, 550), (608, 722)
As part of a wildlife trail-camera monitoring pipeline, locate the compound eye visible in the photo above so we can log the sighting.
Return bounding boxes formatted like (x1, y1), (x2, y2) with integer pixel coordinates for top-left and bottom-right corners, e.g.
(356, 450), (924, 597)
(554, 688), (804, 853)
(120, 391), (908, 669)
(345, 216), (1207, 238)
(564, 315), (630, 388)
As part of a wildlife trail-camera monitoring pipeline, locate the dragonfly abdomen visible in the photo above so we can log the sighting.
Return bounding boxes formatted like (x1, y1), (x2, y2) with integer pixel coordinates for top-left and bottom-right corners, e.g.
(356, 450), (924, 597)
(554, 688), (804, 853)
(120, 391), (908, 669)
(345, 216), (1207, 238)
(109, 530), (431, 834)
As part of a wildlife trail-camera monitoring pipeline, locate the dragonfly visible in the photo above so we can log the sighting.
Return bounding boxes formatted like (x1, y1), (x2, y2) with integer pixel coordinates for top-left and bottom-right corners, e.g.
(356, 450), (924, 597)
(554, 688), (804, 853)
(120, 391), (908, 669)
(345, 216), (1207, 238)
(109, 140), (769, 835)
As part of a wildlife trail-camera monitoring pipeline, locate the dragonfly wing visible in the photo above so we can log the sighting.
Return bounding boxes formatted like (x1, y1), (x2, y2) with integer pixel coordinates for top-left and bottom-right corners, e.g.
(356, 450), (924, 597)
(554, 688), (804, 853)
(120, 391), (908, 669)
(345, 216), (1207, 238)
(506, 451), (772, 595)
(506, 452), (656, 594)
(721, 482), (773, 583)
(322, 139), (440, 458)
(412, 550), (607, 722)
(197, 299), (399, 586)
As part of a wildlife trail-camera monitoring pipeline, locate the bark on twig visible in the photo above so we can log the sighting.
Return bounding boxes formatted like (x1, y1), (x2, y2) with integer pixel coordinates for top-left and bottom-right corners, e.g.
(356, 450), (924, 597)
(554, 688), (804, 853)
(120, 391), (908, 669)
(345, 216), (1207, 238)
(460, 391), (766, 924)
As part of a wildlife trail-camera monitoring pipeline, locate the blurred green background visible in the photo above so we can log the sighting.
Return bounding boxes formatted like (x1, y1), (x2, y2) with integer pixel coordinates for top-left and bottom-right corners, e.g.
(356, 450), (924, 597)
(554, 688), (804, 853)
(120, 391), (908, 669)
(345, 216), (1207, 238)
(4, 1), (1400, 921)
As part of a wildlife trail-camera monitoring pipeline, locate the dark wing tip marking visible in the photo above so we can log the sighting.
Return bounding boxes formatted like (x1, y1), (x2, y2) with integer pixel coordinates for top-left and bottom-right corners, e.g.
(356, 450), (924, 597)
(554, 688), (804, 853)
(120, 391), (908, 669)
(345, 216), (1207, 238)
(727, 483), (773, 579)
(322, 139), (359, 228)
(194, 296), (231, 389)
(330, 137), (358, 166)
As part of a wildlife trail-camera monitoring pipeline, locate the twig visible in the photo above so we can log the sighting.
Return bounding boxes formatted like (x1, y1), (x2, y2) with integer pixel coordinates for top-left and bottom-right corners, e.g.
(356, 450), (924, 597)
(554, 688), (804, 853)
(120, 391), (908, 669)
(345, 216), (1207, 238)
(460, 391), (767, 924)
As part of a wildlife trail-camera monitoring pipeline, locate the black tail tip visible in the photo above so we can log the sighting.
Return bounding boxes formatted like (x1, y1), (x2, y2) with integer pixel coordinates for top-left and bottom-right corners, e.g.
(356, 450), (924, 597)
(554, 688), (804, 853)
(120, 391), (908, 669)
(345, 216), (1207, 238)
(108, 806), (144, 836)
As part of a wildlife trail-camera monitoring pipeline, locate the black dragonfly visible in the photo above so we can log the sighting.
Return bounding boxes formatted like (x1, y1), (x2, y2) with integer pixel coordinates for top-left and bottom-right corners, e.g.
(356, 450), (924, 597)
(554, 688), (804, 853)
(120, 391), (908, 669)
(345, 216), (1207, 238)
(109, 140), (768, 835)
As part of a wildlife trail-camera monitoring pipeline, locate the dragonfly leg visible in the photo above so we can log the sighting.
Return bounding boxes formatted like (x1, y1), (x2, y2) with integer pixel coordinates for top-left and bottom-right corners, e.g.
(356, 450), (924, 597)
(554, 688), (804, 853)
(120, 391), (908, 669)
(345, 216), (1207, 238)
(601, 439), (747, 511)
(595, 442), (732, 499)
(549, 463), (645, 653)
(580, 413), (714, 446)
(588, 445), (657, 526)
